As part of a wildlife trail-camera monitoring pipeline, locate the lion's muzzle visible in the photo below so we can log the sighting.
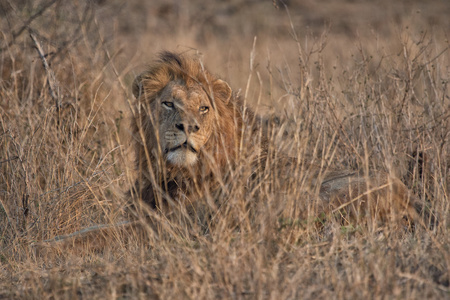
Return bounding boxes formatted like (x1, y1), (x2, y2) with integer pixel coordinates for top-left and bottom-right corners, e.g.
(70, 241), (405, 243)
(166, 142), (198, 154)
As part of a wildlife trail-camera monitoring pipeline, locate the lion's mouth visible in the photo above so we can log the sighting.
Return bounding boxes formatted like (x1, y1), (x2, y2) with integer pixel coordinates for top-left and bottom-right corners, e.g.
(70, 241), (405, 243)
(166, 141), (197, 154)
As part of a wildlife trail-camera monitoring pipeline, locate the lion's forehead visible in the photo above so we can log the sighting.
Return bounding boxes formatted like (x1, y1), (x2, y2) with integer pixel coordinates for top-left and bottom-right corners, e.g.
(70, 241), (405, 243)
(170, 83), (207, 106)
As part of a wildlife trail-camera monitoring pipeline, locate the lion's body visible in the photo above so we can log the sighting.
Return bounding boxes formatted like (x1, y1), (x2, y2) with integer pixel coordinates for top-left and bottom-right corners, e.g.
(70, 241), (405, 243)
(131, 51), (429, 228)
(319, 171), (419, 225)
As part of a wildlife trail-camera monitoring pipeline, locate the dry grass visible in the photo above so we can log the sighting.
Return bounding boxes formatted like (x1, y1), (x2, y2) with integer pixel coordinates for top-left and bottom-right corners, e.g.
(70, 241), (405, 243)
(1, 0), (449, 299)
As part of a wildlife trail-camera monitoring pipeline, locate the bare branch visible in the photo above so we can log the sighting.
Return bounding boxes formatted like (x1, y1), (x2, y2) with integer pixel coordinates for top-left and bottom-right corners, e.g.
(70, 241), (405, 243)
(29, 31), (60, 112)
(36, 221), (137, 244)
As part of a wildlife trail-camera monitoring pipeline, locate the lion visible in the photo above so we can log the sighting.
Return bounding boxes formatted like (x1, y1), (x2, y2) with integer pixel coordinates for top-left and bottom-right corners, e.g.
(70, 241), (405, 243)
(130, 51), (433, 229)
(131, 51), (260, 212)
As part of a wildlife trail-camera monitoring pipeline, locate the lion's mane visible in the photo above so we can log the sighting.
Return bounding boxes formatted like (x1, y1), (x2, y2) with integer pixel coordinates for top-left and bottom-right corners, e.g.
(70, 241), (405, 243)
(131, 51), (246, 207)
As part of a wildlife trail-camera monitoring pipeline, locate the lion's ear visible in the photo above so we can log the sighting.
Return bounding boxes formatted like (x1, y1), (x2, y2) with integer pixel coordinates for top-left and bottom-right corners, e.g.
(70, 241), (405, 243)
(213, 79), (232, 104)
(132, 74), (144, 99)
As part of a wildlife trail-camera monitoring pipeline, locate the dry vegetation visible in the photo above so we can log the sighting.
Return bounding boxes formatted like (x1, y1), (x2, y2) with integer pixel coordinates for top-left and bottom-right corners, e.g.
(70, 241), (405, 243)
(1, 0), (449, 299)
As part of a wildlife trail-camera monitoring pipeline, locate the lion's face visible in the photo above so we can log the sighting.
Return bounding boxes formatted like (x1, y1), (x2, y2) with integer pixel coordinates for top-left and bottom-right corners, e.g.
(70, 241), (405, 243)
(133, 52), (236, 179)
(155, 80), (215, 167)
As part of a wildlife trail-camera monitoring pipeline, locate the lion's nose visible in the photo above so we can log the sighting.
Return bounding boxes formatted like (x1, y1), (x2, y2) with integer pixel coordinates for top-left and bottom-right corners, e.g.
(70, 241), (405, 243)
(175, 123), (199, 133)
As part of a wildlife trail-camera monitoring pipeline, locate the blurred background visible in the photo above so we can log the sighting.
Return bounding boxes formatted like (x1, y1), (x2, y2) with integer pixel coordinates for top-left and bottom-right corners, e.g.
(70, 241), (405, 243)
(3, 0), (449, 104)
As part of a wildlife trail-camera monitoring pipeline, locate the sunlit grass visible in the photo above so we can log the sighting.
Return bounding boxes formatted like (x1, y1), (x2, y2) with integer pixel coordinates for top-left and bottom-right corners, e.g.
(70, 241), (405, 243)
(0, 1), (449, 299)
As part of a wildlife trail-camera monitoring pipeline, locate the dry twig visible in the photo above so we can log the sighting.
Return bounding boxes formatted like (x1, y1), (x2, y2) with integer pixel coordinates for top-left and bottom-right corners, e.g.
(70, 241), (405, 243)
(29, 30), (60, 112)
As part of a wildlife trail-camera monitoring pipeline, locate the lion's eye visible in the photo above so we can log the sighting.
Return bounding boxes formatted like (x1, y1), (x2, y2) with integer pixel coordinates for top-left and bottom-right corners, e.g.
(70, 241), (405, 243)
(162, 101), (174, 108)
(199, 106), (209, 114)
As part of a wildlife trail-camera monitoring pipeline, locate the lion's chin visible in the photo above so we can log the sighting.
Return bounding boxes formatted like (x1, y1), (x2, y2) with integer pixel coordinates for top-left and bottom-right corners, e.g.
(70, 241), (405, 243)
(166, 149), (198, 167)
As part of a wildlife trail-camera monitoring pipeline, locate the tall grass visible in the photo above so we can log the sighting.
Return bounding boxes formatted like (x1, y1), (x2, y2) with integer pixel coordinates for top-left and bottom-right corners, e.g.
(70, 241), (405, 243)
(0, 1), (449, 299)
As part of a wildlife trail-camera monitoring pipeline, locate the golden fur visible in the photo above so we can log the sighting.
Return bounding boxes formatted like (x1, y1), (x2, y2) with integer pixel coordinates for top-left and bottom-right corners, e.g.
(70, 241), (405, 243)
(319, 171), (421, 226)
